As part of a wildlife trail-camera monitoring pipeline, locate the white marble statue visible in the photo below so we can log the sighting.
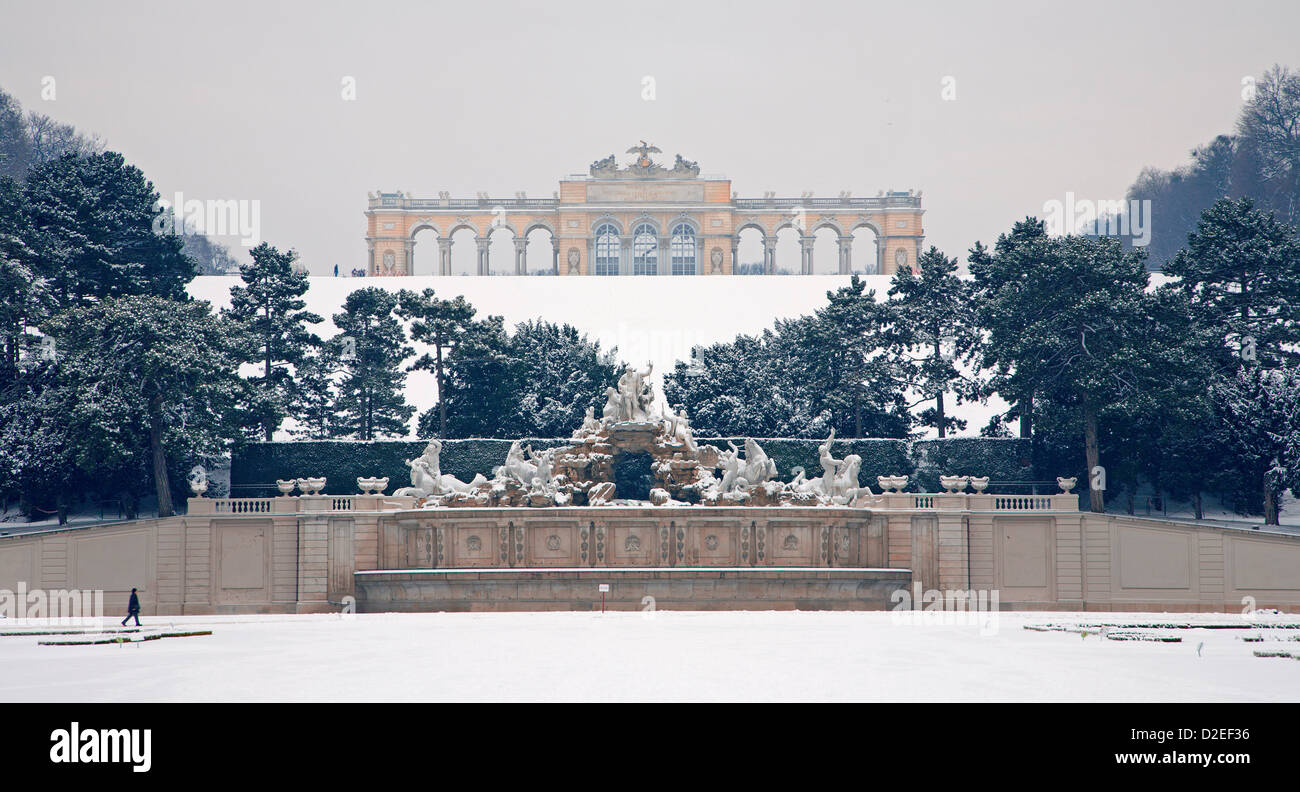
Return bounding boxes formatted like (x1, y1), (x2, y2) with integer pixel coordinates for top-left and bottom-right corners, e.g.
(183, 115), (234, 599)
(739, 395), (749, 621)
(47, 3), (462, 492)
(529, 447), (556, 491)
(665, 408), (698, 455)
(816, 429), (839, 496)
(717, 443), (744, 492)
(604, 362), (656, 423)
(741, 438), (777, 486)
(573, 406), (600, 437)
(600, 386), (621, 423)
(710, 438), (777, 495)
(828, 454), (869, 502)
(501, 440), (538, 486)
(396, 439), (482, 497)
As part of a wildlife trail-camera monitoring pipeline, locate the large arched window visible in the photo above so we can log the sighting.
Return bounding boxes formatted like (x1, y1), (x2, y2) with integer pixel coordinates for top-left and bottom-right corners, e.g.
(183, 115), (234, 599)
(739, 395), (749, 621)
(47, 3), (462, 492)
(632, 222), (657, 275)
(670, 223), (696, 275)
(594, 224), (620, 276)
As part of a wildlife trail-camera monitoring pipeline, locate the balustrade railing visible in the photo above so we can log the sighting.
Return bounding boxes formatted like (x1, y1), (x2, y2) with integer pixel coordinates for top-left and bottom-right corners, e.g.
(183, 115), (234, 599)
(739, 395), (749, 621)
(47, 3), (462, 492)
(212, 498), (273, 514)
(191, 491), (1071, 516)
(992, 496), (1054, 510)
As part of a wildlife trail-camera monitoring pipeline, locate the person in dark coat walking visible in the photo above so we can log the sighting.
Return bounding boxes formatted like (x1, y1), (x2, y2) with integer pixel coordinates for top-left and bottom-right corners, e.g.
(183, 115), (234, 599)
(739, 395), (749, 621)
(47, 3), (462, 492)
(122, 588), (141, 627)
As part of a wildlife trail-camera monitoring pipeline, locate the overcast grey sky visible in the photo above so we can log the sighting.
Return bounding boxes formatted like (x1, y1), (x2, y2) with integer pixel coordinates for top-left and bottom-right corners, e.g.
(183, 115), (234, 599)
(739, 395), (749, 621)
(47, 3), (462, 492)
(2, 0), (1297, 273)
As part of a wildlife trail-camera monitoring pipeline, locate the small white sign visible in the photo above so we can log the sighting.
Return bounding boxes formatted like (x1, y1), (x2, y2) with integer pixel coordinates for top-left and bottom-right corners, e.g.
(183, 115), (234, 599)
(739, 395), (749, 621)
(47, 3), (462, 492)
(598, 584), (610, 593)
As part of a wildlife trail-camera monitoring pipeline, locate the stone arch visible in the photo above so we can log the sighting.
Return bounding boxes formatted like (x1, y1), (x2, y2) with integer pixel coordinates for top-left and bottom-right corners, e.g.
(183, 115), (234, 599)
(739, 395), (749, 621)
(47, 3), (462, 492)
(410, 225), (442, 276)
(448, 226), (478, 275)
(735, 226), (766, 275)
(849, 218), (883, 237)
(810, 218), (844, 236)
(522, 219), (556, 237)
(486, 225), (517, 275)
(589, 215), (624, 235)
(408, 221), (441, 239)
(444, 221), (479, 238)
(525, 225), (557, 275)
(772, 217), (804, 235)
(630, 214), (661, 234)
(668, 213), (700, 234)
(812, 226), (840, 274)
(851, 225), (881, 274)
(774, 226), (801, 274)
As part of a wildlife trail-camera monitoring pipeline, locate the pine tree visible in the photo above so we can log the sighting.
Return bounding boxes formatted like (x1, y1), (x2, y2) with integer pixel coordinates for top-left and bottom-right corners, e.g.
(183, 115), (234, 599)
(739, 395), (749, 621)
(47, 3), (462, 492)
(499, 320), (620, 437)
(396, 288), (477, 438)
(435, 316), (516, 438)
(969, 217), (1052, 437)
(1211, 365), (1300, 525)
(288, 353), (338, 440)
(224, 243), (322, 440)
(886, 246), (981, 437)
(38, 296), (242, 518)
(0, 175), (52, 396)
(662, 276), (910, 439)
(1165, 197), (1300, 370)
(328, 288), (414, 440)
(22, 151), (194, 307)
(973, 230), (1160, 512)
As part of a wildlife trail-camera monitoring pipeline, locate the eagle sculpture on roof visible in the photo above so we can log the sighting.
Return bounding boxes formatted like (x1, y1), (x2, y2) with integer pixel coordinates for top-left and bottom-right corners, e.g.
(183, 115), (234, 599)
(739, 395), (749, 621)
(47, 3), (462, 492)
(626, 140), (662, 168)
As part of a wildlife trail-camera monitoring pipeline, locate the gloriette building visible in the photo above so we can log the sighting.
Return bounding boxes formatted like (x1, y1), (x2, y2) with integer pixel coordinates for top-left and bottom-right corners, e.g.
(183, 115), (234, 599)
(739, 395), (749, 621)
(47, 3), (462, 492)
(364, 142), (925, 276)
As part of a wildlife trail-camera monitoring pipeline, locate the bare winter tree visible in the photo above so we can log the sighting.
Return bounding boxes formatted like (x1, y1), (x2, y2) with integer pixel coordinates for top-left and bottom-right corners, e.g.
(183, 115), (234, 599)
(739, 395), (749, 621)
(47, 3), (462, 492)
(25, 111), (105, 165)
(1238, 64), (1300, 224)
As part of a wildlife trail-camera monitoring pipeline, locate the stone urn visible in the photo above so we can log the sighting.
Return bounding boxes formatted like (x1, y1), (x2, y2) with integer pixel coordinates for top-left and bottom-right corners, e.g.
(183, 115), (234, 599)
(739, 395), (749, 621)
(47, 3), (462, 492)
(939, 475), (970, 493)
(357, 476), (389, 495)
(298, 477), (327, 495)
(877, 475), (908, 493)
(276, 479), (298, 496)
(1056, 476), (1077, 494)
(968, 476), (990, 493)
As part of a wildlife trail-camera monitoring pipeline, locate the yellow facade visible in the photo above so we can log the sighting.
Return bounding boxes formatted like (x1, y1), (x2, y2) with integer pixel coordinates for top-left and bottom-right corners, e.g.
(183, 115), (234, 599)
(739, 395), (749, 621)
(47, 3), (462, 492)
(364, 145), (925, 277)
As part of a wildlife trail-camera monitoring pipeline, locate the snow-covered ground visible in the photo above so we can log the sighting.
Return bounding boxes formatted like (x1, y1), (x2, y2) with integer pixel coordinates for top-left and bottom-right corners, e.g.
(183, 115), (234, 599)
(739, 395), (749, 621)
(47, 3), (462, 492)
(187, 275), (1010, 439)
(1, 610), (1296, 702)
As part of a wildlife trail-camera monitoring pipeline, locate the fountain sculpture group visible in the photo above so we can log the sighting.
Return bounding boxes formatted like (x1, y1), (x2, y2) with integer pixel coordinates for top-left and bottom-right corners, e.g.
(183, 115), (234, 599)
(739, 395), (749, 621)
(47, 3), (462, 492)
(393, 363), (878, 508)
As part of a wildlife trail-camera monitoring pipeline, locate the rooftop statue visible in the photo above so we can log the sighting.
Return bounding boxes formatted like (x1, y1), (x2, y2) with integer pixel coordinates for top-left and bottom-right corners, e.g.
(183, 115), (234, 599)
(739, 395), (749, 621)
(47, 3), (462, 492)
(589, 142), (702, 180)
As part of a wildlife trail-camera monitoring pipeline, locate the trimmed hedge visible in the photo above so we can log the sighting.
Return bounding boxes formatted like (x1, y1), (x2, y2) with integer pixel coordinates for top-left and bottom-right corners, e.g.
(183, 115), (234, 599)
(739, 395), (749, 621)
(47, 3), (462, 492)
(911, 437), (1036, 493)
(231, 435), (1042, 496)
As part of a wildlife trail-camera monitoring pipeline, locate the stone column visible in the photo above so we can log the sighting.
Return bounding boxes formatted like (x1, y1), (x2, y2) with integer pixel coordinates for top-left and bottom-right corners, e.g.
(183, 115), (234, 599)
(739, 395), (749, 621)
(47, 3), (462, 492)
(437, 237), (452, 276)
(838, 236), (852, 274)
(552, 239), (560, 275)
(514, 237), (528, 276)
(800, 235), (815, 275)
(366, 239), (375, 276)
(475, 237), (490, 275)
(763, 236), (777, 274)
(403, 240), (414, 276)
(619, 236), (631, 276)
(730, 237), (738, 276)
(658, 235), (671, 276)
